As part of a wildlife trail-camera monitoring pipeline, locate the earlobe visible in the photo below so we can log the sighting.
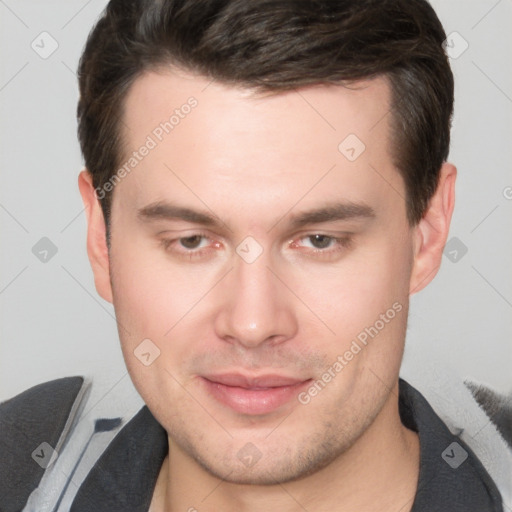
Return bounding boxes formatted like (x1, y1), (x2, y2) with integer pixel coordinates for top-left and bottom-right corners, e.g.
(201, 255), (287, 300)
(78, 170), (113, 303)
(409, 163), (457, 295)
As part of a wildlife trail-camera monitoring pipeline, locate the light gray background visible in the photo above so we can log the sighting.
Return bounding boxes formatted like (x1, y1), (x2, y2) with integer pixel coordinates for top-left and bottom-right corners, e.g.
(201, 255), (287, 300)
(1, 0), (511, 401)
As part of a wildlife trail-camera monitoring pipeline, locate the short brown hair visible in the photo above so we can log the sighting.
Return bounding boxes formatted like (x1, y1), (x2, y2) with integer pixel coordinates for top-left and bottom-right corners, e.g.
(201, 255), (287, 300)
(77, 0), (454, 228)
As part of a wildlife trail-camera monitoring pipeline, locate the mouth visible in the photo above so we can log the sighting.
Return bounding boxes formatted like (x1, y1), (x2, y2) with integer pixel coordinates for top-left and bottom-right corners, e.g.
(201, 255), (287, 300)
(200, 373), (312, 415)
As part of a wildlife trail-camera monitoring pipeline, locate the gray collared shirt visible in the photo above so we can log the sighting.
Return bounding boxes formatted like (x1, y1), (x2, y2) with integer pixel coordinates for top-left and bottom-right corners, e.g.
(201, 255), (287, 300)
(67, 379), (503, 511)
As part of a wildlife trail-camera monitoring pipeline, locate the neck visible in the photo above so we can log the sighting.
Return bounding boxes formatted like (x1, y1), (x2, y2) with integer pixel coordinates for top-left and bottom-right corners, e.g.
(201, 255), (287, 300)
(151, 382), (420, 512)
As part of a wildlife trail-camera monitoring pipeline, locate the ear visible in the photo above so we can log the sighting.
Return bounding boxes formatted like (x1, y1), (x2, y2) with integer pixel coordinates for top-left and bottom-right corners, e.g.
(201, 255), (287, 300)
(78, 170), (113, 303)
(409, 163), (457, 295)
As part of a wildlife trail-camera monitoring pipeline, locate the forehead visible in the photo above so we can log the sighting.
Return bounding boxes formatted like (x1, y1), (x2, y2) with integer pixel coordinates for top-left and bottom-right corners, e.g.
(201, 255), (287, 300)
(116, 69), (403, 226)
(122, 69), (392, 143)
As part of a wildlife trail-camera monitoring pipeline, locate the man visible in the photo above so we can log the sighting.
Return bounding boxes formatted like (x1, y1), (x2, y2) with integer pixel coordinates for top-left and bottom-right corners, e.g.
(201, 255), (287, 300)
(1, 0), (511, 511)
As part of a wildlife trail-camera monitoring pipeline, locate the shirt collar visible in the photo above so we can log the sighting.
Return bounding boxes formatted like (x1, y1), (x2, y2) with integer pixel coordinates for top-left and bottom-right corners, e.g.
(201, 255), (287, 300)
(71, 379), (503, 511)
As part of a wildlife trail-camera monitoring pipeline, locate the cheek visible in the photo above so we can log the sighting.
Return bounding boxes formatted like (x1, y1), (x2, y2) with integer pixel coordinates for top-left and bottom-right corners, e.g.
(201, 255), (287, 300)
(293, 234), (412, 344)
(289, 239), (412, 408)
(110, 228), (209, 322)
(109, 244), (210, 410)
(108, 241), (201, 367)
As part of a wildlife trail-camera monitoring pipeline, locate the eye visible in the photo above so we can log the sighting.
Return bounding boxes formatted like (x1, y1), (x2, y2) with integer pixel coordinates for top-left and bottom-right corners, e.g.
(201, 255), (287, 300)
(178, 235), (209, 250)
(290, 234), (352, 258)
(301, 234), (337, 250)
(160, 233), (221, 261)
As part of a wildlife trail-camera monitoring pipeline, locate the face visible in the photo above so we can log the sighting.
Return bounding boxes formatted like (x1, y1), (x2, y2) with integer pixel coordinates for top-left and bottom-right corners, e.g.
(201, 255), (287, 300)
(81, 70), (452, 485)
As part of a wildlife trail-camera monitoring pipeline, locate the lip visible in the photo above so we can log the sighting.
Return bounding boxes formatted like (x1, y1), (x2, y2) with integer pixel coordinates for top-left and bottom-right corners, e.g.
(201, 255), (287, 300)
(200, 373), (312, 415)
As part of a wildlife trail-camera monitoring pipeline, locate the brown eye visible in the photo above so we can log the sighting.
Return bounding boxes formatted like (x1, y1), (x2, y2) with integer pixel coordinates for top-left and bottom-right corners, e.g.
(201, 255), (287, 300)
(289, 233), (353, 261)
(159, 232), (222, 262)
(179, 235), (204, 249)
(308, 235), (333, 249)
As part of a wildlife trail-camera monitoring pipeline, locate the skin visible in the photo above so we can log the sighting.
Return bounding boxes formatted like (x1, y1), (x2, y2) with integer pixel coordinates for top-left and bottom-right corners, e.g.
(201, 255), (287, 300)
(79, 70), (456, 511)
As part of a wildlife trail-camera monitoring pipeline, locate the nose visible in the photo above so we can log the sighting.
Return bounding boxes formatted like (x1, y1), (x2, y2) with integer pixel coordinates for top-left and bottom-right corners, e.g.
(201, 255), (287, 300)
(213, 247), (298, 349)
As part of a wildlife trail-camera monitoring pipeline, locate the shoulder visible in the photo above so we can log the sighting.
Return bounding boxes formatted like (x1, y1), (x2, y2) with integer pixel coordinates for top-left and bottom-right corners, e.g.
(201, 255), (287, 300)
(465, 380), (512, 449)
(0, 377), (88, 511)
(400, 357), (512, 509)
(399, 379), (508, 511)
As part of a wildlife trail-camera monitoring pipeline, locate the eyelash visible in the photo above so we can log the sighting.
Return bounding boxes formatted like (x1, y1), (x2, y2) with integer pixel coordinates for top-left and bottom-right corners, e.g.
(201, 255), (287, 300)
(159, 232), (352, 261)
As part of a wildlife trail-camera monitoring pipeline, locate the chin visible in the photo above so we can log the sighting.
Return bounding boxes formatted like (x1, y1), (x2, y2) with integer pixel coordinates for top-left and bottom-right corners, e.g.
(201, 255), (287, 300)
(186, 434), (347, 486)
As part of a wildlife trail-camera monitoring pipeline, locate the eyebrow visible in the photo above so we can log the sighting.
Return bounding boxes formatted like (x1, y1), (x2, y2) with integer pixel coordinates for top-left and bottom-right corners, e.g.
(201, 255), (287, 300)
(287, 202), (375, 229)
(138, 202), (220, 227)
(137, 200), (375, 230)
